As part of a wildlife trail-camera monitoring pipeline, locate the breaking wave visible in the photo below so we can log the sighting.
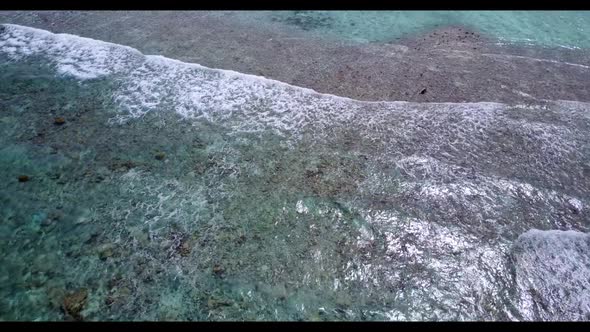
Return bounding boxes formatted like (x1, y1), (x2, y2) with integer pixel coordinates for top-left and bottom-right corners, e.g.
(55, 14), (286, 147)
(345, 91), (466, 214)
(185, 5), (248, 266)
(1, 24), (589, 321)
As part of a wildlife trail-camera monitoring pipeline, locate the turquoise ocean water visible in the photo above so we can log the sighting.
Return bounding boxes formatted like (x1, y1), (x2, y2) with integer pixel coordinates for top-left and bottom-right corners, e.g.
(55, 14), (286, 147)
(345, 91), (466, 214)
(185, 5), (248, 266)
(234, 11), (590, 49)
(1, 12), (590, 321)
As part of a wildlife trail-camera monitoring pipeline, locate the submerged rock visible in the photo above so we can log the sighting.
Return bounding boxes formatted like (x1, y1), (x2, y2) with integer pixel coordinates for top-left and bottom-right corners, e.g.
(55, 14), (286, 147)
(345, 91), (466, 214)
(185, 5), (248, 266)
(207, 297), (232, 309)
(212, 265), (225, 276)
(47, 210), (64, 222)
(18, 175), (29, 182)
(62, 288), (88, 320)
(109, 159), (137, 172)
(97, 243), (116, 261)
(178, 239), (192, 257)
(54, 117), (66, 125)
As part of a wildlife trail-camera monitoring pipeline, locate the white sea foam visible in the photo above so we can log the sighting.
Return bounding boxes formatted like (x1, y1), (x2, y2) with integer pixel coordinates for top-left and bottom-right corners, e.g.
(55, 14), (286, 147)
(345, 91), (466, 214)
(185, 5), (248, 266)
(0, 24), (512, 148)
(2, 22), (590, 321)
(0, 24), (144, 79)
(512, 229), (590, 320)
(0, 23), (588, 234)
(4, 23), (588, 139)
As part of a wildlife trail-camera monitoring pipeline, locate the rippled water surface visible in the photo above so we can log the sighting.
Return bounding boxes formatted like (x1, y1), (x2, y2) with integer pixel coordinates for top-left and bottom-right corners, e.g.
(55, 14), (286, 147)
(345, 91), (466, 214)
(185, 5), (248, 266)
(0, 17), (589, 321)
(235, 11), (590, 49)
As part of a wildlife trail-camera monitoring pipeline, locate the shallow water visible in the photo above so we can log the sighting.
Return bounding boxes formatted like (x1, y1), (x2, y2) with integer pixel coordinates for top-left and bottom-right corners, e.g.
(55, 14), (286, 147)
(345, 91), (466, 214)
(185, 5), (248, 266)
(0, 22), (589, 321)
(235, 11), (590, 49)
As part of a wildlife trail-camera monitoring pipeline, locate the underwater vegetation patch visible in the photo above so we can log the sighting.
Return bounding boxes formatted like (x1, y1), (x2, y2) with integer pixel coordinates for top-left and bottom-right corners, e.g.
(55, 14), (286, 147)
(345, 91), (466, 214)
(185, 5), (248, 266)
(270, 11), (334, 31)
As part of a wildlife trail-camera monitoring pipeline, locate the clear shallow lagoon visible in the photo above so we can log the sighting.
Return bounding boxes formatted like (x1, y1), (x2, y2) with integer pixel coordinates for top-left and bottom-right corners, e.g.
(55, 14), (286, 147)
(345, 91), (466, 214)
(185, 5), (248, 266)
(234, 11), (590, 49)
(0, 14), (590, 321)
